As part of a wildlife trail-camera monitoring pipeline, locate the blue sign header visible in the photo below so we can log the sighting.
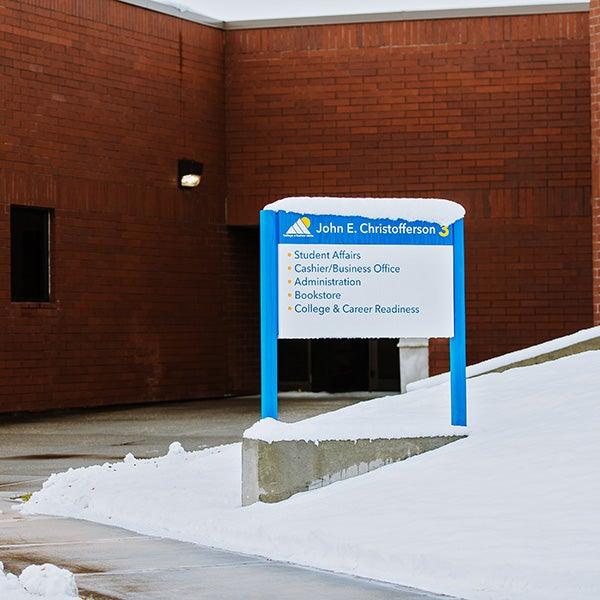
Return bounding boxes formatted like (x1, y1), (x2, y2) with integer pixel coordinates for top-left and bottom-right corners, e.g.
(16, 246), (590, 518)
(278, 211), (452, 245)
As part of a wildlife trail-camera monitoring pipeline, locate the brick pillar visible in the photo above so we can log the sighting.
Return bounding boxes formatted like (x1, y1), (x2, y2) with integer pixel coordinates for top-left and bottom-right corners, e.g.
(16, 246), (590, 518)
(592, 0), (600, 324)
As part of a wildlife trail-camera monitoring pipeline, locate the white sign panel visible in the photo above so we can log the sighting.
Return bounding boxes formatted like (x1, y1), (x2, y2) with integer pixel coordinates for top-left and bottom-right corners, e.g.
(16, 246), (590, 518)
(274, 210), (456, 340)
(278, 243), (454, 338)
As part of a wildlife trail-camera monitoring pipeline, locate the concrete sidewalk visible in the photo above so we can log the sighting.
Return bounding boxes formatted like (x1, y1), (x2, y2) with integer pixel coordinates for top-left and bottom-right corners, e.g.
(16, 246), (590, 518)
(0, 395), (462, 600)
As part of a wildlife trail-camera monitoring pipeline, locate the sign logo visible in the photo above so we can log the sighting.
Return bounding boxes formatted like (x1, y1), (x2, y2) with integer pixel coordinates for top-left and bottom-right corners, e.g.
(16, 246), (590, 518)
(283, 216), (313, 238)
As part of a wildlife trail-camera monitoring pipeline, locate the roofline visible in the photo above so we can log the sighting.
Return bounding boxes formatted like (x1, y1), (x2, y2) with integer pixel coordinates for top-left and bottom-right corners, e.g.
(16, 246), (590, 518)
(224, 3), (589, 30)
(118, 0), (225, 28)
(118, 1), (588, 31)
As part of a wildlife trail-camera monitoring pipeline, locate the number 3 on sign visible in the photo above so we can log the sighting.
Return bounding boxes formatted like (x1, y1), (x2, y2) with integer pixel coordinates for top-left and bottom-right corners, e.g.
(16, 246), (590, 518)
(439, 225), (449, 237)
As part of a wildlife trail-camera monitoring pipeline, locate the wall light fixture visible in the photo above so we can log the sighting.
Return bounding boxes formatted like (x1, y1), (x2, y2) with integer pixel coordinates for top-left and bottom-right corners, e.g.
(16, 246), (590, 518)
(178, 159), (203, 189)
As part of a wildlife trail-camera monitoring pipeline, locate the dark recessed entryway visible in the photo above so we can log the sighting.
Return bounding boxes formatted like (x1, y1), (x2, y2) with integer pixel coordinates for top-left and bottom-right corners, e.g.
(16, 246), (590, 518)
(278, 338), (400, 393)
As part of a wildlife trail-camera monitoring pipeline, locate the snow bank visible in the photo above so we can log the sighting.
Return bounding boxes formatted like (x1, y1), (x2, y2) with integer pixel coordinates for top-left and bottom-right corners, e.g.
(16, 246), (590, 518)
(409, 323), (600, 390)
(243, 393), (467, 441)
(0, 562), (79, 600)
(19, 349), (600, 600)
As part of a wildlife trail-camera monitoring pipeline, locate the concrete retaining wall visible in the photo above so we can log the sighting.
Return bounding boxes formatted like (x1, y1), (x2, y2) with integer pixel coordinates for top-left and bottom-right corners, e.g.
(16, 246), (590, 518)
(242, 435), (466, 505)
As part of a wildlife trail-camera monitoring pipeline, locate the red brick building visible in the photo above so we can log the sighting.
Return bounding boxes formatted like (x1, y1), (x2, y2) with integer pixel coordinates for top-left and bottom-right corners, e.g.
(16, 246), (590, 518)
(591, 0), (600, 323)
(0, 0), (595, 412)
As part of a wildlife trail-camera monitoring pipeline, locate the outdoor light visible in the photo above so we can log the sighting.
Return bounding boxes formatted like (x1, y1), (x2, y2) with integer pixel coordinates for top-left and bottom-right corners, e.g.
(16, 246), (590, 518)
(178, 159), (203, 189)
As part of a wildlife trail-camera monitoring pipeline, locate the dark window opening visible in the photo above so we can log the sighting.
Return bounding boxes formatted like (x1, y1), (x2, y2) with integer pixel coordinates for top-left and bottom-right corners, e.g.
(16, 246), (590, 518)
(11, 206), (51, 302)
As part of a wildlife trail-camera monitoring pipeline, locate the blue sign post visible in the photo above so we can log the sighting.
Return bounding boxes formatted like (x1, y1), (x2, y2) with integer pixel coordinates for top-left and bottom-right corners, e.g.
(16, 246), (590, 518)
(449, 218), (466, 426)
(260, 198), (467, 426)
(260, 209), (279, 420)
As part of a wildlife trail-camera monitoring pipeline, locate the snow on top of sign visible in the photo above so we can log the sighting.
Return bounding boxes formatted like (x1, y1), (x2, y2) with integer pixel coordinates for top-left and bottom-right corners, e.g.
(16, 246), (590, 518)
(263, 197), (465, 225)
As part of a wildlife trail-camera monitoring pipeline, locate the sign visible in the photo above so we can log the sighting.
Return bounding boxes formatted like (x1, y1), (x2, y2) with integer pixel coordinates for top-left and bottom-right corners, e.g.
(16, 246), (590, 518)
(277, 212), (455, 339)
(260, 198), (467, 426)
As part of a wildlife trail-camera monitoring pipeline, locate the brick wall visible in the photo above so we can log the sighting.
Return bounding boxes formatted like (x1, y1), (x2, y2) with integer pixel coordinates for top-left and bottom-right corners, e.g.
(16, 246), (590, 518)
(0, 2), (594, 412)
(591, 0), (600, 324)
(225, 12), (593, 369)
(0, 0), (241, 412)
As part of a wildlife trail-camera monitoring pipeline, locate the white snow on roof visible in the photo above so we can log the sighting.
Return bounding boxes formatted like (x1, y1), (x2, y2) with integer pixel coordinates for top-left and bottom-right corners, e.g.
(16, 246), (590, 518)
(264, 196), (465, 226)
(146, 0), (587, 22)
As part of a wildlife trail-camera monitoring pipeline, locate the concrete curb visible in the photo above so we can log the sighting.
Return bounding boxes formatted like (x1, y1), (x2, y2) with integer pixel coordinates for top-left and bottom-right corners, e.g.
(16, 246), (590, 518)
(242, 435), (466, 505)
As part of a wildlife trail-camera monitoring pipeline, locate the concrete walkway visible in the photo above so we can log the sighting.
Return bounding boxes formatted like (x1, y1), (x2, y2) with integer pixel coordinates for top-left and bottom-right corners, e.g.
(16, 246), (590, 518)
(0, 395), (461, 600)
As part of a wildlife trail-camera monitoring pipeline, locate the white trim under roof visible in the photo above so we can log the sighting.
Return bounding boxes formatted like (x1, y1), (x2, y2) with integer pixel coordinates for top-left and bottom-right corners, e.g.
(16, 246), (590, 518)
(224, 3), (588, 29)
(118, 0), (588, 30)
